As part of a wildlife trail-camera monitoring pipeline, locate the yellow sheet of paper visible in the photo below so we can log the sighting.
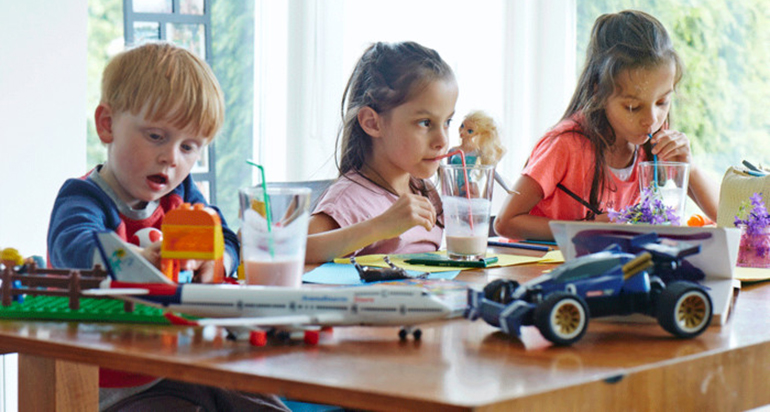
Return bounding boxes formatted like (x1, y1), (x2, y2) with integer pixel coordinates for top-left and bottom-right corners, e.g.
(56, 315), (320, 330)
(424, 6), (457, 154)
(334, 251), (547, 272)
(539, 250), (564, 264)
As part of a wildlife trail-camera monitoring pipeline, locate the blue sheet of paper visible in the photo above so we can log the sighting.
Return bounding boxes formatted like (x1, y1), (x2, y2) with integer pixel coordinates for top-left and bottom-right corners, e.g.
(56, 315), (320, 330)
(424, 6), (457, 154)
(303, 262), (461, 285)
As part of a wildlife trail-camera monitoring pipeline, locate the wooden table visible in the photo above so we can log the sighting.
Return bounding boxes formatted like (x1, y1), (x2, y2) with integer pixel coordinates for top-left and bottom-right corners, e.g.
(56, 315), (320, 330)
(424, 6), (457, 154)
(1, 255), (769, 412)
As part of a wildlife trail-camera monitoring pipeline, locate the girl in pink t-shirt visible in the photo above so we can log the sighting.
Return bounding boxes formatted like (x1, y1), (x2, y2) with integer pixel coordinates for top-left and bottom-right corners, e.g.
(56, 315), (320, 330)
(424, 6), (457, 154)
(495, 10), (718, 240)
(305, 42), (457, 263)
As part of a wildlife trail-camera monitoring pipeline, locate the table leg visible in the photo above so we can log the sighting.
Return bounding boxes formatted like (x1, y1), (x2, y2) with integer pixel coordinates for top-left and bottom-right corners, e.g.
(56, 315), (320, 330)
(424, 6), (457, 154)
(18, 354), (98, 412)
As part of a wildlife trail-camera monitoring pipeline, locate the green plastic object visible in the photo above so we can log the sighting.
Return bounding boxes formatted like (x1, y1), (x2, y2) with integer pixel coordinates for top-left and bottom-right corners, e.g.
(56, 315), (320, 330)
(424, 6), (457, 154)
(0, 295), (174, 324)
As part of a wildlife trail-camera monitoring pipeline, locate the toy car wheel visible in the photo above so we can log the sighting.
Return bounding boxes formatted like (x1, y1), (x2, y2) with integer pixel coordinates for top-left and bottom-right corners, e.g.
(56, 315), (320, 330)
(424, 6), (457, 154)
(534, 292), (589, 346)
(649, 277), (665, 295)
(483, 279), (519, 304)
(656, 282), (712, 338)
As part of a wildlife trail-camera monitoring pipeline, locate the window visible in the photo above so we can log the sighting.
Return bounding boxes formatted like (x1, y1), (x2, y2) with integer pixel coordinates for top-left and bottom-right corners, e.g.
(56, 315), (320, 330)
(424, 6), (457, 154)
(86, 0), (123, 179)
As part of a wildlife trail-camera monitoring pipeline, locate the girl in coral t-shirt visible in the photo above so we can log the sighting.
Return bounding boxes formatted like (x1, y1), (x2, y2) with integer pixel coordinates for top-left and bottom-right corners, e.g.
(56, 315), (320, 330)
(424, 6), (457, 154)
(495, 10), (718, 240)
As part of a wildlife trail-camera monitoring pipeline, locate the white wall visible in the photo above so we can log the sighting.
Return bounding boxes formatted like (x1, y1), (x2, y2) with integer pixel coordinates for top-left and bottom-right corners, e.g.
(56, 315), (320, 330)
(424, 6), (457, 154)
(0, 3), (87, 410)
(0, 0), (88, 257)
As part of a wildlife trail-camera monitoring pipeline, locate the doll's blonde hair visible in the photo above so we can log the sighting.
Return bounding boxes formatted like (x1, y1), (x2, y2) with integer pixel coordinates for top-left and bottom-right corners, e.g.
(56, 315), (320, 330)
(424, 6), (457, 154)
(100, 42), (225, 140)
(463, 111), (506, 165)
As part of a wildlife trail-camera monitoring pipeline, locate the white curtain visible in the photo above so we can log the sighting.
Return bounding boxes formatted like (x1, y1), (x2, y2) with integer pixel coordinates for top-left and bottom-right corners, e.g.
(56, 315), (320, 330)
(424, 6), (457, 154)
(253, 0), (577, 189)
(502, 0), (577, 175)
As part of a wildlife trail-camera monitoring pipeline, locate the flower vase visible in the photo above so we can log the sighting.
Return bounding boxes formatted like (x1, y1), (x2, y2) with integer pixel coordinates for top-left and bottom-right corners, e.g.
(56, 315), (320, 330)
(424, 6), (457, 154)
(737, 226), (770, 268)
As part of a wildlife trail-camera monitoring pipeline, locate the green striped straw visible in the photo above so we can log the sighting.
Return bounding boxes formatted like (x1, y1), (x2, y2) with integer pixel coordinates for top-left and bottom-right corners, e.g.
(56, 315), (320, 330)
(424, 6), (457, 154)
(246, 160), (274, 257)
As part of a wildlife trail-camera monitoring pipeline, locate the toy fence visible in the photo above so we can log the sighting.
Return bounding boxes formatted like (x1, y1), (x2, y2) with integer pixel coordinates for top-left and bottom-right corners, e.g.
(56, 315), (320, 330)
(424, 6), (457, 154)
(1, 263), (134, 312)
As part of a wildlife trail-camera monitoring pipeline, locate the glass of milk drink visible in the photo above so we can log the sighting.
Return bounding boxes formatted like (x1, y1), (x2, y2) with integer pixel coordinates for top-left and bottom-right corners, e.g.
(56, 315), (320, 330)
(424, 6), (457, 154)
(239, 186), (311, 286)
(439, 164), (495, 260)
(638, 161), (690, 224)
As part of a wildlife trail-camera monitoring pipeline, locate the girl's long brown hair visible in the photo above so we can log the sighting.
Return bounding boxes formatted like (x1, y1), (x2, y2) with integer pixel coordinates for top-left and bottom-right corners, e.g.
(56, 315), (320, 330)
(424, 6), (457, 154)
(336, 42), (454, 221)
(561, 10), (683, 214)
(337, 41), (454, 175)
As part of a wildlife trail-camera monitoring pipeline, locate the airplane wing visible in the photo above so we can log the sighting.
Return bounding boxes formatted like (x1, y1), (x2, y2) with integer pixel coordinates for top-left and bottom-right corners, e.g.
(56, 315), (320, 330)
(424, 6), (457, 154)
(165, 312), (347, 328)
(82, 288), (150, 296)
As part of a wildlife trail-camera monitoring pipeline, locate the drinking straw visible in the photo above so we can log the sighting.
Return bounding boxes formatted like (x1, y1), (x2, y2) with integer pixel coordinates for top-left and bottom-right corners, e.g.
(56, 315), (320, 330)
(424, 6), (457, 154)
(246, 160), (274, 257)
(436, 149), (474, 231)
(650, 134), (658, 190)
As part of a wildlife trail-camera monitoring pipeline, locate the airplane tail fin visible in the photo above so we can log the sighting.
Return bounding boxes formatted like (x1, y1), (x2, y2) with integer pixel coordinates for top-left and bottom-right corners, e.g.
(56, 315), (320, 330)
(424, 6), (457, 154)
(93, 231), (175, 285)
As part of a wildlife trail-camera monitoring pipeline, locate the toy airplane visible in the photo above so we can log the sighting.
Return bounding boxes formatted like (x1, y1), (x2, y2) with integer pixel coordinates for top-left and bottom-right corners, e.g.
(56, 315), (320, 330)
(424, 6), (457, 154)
(85, 232), (454, 345)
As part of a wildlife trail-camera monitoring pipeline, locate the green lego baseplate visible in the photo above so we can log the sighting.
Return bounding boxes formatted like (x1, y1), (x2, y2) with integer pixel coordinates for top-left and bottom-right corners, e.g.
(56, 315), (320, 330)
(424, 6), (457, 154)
(0, 295), (177, 324)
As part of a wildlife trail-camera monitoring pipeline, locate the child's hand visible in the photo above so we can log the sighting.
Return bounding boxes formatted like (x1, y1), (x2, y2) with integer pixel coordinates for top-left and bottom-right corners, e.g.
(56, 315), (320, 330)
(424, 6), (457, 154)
(593, 213), (611, 223)
(135, 241), (162, 269)
(378, 193), (437, 236)
(179, 259), (220, 283)
(650, 130), (691, 163)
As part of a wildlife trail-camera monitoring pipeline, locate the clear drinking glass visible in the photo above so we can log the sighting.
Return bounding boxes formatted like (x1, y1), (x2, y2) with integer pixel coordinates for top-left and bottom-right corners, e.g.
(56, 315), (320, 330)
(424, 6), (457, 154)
(439, 164), (495, 260)
(639, 161), (690, 224)
(239, 186), (311, 286)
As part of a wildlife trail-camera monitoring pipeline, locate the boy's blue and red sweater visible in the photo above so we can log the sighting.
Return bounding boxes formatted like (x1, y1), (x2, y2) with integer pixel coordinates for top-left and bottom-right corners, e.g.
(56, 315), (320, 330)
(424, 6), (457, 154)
(47, 167), (239, 388)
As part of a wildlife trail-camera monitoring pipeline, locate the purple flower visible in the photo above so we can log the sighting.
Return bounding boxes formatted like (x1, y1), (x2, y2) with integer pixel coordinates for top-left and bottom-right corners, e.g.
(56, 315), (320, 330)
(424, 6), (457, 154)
(607, 209), (623, 222)
(665, 208), (681, 226)
(608, 187), (680, 225)
(735, 192), (770, 235)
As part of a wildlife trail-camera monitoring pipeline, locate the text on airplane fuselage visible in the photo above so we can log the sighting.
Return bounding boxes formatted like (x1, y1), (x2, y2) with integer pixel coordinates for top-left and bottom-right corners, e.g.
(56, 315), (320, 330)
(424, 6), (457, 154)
(301, 295), (348, 302)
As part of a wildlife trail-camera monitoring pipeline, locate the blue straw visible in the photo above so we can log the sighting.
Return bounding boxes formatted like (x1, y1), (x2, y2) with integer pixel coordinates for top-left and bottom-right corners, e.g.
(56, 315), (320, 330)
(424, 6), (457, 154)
(650, 134), (658, 190)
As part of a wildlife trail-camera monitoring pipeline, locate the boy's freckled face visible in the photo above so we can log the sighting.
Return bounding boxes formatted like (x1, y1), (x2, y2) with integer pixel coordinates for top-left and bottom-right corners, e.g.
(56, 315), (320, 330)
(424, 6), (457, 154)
(100, 110), (206, 208)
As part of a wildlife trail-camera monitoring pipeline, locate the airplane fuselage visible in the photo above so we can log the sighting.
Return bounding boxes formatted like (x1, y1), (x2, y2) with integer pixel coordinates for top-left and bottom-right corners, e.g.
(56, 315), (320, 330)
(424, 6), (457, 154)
(121, 283), (452, 326)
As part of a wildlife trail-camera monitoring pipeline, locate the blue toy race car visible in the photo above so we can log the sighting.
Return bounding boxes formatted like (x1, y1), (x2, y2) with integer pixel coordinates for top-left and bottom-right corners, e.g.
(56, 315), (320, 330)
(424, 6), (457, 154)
(571, 231), (707, 284)
(465, 248), (712, 346)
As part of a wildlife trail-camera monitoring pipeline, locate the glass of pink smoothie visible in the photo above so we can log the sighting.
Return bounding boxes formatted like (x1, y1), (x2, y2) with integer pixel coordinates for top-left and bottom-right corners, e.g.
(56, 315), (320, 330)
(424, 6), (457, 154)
(439, 164), (495, 260)
(239, 186), (311, 287)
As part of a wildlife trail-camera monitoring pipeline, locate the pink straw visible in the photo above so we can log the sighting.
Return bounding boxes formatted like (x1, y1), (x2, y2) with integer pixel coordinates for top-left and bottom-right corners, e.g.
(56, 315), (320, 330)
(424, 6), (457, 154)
(436, 149), (474, 231)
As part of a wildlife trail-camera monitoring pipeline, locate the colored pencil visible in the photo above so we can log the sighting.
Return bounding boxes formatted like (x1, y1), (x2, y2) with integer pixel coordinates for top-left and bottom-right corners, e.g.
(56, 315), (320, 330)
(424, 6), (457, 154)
(521, 239), (558, 246)
(487, 241), (550, 252)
